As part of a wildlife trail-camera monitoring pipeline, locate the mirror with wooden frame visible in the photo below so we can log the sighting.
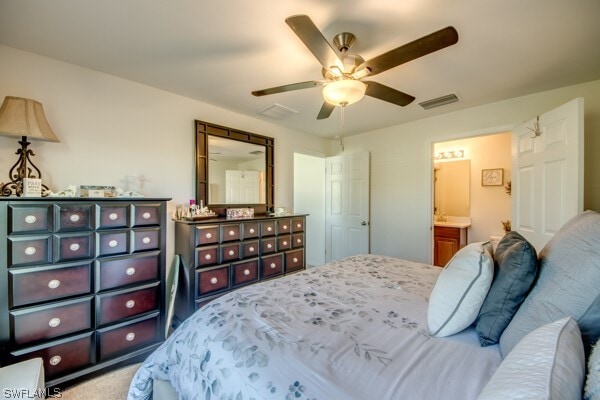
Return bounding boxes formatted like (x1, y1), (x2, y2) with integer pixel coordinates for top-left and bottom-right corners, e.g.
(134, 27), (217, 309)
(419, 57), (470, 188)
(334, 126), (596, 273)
(195, 120), (274, 215)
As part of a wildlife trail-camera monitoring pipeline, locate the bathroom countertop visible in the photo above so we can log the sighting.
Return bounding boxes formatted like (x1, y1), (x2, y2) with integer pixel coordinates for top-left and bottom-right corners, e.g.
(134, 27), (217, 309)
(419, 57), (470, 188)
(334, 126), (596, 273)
(434, 221), (471, 228)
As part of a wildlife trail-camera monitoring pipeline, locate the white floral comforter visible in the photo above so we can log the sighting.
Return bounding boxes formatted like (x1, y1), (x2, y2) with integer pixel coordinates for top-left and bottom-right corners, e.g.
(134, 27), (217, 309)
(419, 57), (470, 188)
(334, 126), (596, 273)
(128, 255), (502, 400)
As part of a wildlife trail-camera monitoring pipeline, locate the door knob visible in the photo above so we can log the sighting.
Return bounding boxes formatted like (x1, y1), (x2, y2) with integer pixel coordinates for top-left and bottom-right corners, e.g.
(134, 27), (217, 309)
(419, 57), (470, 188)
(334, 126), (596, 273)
(361, 221), (369, 226)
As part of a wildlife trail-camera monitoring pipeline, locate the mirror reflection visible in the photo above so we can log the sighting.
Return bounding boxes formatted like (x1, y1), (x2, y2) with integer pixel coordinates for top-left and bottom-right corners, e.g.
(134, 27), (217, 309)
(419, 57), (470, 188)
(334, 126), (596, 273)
(208, 136), (266, 204)
(434, 159), (470, 217)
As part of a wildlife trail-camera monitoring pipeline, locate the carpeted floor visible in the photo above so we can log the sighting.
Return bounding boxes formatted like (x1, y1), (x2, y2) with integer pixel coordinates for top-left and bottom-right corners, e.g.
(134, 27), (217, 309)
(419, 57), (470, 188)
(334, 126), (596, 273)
(52, 363), (141, 400)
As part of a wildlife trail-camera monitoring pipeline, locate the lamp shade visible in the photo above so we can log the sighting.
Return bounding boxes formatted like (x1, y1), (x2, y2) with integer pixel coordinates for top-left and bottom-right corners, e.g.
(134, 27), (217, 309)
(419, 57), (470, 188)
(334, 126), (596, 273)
(0, 96), (59, 142)
(322, 79), (367, 106)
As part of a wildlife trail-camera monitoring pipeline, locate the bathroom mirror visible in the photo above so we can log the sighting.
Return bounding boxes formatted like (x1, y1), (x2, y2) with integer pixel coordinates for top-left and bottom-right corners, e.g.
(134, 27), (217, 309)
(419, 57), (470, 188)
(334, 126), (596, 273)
(195, 120), (274, 215)
(433, 159), (470, 217)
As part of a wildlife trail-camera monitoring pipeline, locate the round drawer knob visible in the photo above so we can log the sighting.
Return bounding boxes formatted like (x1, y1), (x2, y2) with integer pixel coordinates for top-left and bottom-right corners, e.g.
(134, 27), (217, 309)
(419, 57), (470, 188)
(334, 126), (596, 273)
(243, 269), (250, 276)
(229, 230), (235, 236)
(297, 238), (302, 244)
(293, 257), (299, 263)
(248, 246), (255, 252)
(283, 225), (288, 230)
(267, 243), (272, 249)
(142, 236), (151, 244)
(297, 223), (302, 228)
(109, 212), (118, 221)
(270, 263), (276, 269)
(210, 277), (218, 285)
(24, 246), (36, 256)
(283, 241), (288, 246)
(126, 332), (136, 342)
(25, 215), (37, 224)
(267, 227), (272, 232)
(228, 250), (235, 256)
(125, 299), (136, 309)
(48, 317), (61, 328)
(126, 267), (136, 276)
(206, 232), (212, 239)
(204, 254), (212, 261)
(69, 214), (80, 222)
(108, 239), (118, 248)
(70, 243), (80, 251)
(48, 279), (61, 289)
(49, 356), (62, 366)
(142, 212), (151, 219)
(249, 228), (255, 234)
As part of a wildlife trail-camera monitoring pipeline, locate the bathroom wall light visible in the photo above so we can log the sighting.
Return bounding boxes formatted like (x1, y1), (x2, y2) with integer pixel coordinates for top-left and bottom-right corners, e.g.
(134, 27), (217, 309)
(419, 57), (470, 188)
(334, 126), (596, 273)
(435, 149), (464, 160)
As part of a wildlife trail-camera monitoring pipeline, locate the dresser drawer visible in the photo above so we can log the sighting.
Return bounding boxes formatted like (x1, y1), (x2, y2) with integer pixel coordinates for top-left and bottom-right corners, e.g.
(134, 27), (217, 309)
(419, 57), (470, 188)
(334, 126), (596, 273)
(231, 259), (259, 288)
(8, 235), (52, 267)
(195, 225), (219, 246)
(221, 242), (241, 262)
(55, 232), (94, 262)
(221, 223), (241, 242)
(195, 245), (219, 267)
(261, 237), (277, 254)
(97, 315), (159, 361)
(12, 333), (93, 380)
(11, 296), (93, 345)
(97, 284), (159, 326)
(291, 218), (305, 233)
(8, 204), (52, 234)
(56, 204), (94, 232)
(132, 204), (161, 227)
(292, 233), (304, 248)
(132, 228), (160, 252)
(9, 262), (92, 308)
(278, 219), (292, 234)
(277, 235), (291, 250)
(285, 249), (304, 273)
(261, 254), (284, 279)
(97, 252), (160, 291)
(261, 221), (276, 237)
(243, 240), (259, 258)
(196, 265), (229, 297)
(97, 204), (129, 229)
(96, 230), (129, 256)
(242, 222), (260, 239)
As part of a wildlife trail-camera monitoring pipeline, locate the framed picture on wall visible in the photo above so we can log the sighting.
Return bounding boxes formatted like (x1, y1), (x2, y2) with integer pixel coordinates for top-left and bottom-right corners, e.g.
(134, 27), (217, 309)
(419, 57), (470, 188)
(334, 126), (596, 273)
(481, 168), (504, 186)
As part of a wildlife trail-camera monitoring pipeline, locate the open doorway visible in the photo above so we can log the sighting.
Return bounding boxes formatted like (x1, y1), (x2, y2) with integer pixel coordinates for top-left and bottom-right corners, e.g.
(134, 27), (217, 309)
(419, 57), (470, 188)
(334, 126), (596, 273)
(293, 152), (326, 268)
(432, 132), (512, 264)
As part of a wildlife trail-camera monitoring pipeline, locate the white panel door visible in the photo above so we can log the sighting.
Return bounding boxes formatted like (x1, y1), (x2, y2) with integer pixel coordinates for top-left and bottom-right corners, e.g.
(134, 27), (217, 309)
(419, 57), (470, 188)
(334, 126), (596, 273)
(225, 170), (260, 203)
(325, 151), (370, 262)
(512, 98), (584, 250)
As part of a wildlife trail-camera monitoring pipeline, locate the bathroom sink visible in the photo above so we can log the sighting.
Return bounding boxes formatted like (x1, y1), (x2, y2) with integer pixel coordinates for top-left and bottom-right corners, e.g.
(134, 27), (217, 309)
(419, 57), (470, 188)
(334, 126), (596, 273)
(433, 218), (471, 229)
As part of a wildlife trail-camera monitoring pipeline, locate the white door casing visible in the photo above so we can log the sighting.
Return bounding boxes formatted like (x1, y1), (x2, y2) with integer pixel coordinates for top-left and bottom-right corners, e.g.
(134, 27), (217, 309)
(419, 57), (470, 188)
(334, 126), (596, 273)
(512, 97), (584, 251)
(325, 151), (370, 262)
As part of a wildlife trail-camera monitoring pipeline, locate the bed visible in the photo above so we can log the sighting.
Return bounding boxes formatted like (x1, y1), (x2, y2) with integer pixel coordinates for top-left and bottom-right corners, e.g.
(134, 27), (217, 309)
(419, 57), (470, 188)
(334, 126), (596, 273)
(128, 210), (600, 400)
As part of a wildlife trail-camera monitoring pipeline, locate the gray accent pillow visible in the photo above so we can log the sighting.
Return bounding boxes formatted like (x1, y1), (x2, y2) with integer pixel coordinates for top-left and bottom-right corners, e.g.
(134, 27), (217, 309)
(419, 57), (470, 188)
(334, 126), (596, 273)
(499, 210), (600, 358)
(475, 231), (538, 346)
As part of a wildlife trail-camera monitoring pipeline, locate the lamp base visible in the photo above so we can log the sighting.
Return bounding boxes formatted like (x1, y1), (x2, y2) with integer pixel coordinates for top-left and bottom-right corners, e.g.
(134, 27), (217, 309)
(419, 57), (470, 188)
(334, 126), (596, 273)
(0, 136), (50, 197)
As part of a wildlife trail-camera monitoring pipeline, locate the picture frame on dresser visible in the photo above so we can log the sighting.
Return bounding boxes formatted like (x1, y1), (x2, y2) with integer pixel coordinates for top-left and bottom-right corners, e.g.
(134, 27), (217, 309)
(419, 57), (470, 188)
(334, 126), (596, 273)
(0, 197), (170, 388)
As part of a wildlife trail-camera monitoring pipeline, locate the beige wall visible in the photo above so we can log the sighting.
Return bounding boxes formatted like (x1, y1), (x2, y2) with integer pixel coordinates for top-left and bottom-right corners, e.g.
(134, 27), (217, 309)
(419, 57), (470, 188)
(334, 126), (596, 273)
(332, 79), (600, 263)
(0, 45), (330, 266)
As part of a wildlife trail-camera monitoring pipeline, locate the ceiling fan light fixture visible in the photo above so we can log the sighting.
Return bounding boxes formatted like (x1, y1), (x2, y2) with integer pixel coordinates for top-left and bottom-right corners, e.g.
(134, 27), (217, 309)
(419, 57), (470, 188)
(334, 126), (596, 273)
(322, 79), (367, 106)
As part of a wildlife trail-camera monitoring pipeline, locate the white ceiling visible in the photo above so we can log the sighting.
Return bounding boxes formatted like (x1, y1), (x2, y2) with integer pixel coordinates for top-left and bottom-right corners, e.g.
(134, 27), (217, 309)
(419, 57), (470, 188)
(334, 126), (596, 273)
(1, 0), (599, 138)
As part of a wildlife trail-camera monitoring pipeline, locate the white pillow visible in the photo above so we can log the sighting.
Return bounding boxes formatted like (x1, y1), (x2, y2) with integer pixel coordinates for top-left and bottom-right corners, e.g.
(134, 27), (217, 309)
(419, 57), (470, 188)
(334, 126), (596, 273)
(479, 317), (585, 400)
(585, 340), (600, 400)
(428, 242), (493, 337)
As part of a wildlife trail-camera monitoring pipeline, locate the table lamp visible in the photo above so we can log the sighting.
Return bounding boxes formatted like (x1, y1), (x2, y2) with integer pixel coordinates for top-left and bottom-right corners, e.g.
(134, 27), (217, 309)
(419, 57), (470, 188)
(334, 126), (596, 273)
(0, 96), (59, 196)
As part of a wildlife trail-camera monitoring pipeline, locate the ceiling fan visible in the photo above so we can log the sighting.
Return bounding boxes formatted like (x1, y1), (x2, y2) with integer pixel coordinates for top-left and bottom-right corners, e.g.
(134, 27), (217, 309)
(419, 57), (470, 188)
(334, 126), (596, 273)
(252, 15), (459, 120)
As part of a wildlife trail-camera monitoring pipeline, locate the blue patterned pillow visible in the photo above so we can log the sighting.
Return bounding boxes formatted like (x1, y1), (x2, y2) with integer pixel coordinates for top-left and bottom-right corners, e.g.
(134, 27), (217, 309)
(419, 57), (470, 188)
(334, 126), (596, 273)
(475, 231), (538, 346)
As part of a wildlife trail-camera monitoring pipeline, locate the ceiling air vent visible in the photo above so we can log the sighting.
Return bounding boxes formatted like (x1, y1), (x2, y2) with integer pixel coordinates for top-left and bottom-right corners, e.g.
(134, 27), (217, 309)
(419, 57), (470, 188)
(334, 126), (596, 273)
(258, 103), (299, 119)
(419, 93), (459, 110)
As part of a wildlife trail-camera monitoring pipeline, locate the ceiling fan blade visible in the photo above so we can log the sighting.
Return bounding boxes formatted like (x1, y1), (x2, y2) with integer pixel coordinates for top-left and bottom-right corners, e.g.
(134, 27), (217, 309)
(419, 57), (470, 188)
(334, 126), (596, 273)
(317, 102), (335, 120)
(362, 26), (458, 76)
(285, 14), (343, 71)
(364, 81), (415, 106)
(252, 80), (324, 96)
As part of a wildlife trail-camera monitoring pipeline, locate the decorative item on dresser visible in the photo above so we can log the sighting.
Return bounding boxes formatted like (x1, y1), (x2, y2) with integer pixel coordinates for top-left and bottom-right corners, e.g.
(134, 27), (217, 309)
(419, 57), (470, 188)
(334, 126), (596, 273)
(173, 214), (307, 325)
(0, 197), (170, 388)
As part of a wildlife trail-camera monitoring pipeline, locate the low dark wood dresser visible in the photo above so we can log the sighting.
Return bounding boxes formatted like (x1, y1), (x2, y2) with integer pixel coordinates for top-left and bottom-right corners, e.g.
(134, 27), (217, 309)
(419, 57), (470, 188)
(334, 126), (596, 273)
(173, 214), (307, 325)
(0, 197), (170, 387)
